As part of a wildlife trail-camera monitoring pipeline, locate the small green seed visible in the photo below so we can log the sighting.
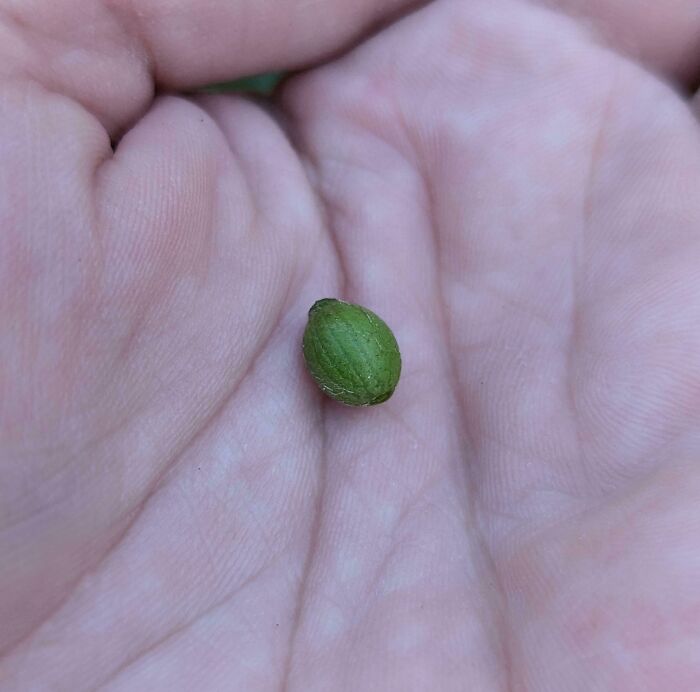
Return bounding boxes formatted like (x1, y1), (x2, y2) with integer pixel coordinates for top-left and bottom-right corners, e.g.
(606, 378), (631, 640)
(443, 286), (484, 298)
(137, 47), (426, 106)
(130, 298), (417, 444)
(302, 298), (402, 407)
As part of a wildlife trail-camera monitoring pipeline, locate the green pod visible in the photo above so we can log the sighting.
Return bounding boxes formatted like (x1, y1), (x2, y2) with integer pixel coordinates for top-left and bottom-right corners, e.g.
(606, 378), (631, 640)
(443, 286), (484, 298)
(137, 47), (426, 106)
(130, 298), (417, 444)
(302, 298), (402, 406)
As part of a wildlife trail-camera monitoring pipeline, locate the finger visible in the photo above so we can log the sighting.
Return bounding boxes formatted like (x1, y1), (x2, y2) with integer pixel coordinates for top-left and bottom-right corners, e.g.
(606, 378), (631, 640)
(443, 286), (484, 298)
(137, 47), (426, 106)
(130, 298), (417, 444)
(0, 93), (321, 655)
(0, 0), (414, 133)
(546, 0), (700, 84)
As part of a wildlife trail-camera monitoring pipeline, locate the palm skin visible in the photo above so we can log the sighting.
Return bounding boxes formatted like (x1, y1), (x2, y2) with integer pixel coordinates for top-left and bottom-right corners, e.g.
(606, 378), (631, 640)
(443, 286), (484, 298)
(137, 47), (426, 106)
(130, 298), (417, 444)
(1, 0), (700, 689)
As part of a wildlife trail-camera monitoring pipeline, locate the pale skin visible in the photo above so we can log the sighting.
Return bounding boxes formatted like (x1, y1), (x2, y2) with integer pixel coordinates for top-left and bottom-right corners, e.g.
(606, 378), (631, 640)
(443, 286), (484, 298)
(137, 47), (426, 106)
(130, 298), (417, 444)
(1, 0), (700, 689)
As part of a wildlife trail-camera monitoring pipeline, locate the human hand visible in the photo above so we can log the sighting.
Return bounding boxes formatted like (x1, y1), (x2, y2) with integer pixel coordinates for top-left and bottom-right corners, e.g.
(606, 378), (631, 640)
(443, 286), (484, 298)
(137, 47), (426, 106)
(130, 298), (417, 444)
(2, 0), (700, 689)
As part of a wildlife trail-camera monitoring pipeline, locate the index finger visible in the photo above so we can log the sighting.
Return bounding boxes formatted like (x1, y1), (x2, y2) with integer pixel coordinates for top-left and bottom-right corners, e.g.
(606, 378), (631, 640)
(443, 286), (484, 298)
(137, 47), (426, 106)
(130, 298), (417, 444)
(0, 0), (414, 133)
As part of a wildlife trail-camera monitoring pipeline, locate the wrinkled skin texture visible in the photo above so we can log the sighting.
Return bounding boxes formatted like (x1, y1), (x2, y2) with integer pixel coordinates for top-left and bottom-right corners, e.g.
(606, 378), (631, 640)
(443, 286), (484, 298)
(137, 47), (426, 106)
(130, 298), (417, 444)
(1, 0), (700, 689)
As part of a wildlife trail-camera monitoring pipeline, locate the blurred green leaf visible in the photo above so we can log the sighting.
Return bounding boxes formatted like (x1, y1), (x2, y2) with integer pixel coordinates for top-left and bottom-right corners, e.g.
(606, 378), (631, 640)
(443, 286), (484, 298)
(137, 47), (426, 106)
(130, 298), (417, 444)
(201, 72), (284, 96)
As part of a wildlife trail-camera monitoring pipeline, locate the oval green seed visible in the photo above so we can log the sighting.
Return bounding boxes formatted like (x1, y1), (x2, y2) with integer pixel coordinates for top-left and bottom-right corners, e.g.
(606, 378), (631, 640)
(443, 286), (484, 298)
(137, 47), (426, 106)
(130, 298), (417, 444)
(302, 298), (402, 407)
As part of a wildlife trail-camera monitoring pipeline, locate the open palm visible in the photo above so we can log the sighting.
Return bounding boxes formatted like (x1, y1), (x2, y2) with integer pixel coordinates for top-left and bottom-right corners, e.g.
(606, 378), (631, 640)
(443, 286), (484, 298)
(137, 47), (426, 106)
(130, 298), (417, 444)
(2, 0), (700, 689)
